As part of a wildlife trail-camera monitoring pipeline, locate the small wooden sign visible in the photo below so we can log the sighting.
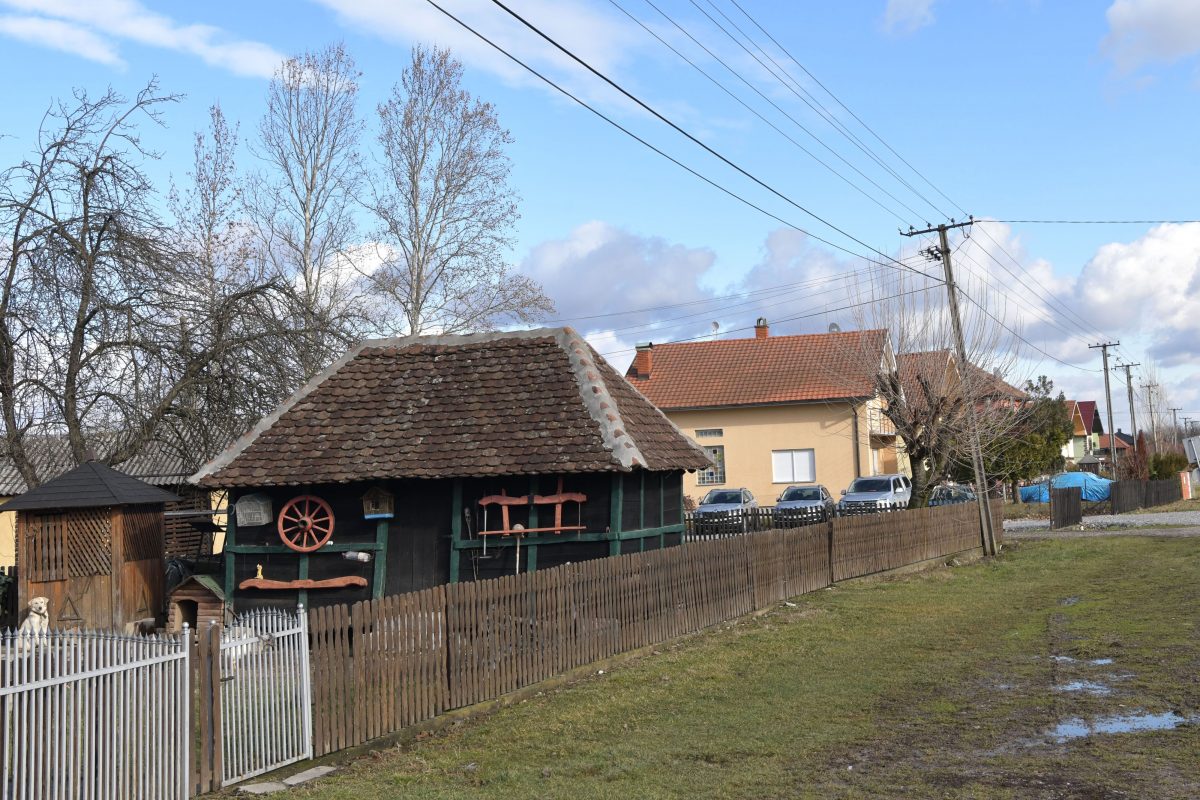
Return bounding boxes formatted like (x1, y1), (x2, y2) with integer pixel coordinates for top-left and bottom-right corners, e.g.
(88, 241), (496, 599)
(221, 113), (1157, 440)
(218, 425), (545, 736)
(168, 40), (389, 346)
(235, 493), (272, 527)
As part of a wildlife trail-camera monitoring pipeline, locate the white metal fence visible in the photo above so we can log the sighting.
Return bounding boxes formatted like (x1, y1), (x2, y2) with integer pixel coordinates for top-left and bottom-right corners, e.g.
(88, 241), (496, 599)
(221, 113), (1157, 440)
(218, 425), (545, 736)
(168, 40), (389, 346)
(0, 627), (190, 800)
(219, 608), (313, 787)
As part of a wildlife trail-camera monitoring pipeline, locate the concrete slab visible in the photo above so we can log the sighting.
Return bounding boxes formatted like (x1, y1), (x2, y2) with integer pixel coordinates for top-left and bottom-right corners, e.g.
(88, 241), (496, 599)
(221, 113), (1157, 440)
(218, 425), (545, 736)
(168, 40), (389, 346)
(283, 766), (337, 786)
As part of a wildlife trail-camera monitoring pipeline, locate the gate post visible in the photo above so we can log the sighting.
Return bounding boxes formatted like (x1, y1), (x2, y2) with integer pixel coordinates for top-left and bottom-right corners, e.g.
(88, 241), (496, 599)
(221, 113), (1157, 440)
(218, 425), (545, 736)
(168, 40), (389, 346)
(298, 604), (314, 762)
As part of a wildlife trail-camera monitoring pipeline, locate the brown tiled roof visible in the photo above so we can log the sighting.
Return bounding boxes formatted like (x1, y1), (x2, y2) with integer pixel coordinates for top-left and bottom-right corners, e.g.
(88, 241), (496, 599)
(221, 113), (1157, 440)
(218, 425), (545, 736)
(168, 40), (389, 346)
(896, 351), (1026, 409)
(625, 329), (889, 410)
(194, 329), (710, 488)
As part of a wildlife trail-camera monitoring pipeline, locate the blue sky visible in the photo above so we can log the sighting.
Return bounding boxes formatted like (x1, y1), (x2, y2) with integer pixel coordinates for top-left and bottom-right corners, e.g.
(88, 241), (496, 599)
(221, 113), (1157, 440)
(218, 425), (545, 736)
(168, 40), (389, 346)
(1, 0), (1198, 432)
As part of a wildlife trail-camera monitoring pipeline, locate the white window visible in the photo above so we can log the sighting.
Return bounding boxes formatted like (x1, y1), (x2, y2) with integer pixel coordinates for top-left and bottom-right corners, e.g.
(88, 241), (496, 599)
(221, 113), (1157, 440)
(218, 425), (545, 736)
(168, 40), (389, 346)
(695, 428), (723, 438)
(698, 445), (725, 485)
(772, 449), (815, 483)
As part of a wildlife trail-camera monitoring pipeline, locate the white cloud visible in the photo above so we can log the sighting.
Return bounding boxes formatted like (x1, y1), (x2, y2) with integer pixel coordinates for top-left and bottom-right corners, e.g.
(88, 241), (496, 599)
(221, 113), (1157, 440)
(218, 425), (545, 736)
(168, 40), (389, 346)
(881, 0), (936, 35)
(0, 15), (123, 67)
(1102, 0), (1200, 73)
(0, 0), (283, 77)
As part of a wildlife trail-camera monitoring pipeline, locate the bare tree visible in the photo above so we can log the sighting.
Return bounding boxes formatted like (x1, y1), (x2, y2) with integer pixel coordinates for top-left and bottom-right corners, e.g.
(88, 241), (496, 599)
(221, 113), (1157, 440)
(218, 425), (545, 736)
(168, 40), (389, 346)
(0, 84), (282, 485)
(839, 260), (1025, 506)
(364, 45), (552, 335)
(249, 42), (365, 380)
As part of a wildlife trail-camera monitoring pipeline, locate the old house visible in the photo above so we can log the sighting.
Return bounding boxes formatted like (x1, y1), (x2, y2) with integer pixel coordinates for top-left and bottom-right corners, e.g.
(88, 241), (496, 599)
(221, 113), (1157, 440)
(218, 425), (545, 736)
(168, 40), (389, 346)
(192, 329), (710, 612)
(624, 321), (906, 505)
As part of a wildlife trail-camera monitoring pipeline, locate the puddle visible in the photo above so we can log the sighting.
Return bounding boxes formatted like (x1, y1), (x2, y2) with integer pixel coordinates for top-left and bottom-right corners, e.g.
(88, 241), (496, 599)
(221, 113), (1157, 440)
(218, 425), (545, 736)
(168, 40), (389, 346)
(1050, 655), (1114, 666)
(1048, 712), (1192, 742)
(1055, 680), (1111, 695)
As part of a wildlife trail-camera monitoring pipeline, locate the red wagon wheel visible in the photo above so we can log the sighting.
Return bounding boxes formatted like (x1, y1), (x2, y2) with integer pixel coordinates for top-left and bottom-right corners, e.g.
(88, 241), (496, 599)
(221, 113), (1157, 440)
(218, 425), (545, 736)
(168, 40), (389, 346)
(277, 495), (336, 553)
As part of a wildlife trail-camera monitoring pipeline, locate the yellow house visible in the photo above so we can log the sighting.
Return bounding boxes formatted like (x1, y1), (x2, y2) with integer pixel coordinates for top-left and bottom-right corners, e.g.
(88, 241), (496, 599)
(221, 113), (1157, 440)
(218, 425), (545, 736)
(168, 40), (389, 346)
(625, 321), (908, 506)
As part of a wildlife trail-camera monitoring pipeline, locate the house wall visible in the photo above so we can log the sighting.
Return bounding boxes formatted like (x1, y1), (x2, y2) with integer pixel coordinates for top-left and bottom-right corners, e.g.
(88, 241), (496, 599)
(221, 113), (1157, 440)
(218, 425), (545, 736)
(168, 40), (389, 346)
(664, 402), (904, 506)
(0, 501), (13, 567)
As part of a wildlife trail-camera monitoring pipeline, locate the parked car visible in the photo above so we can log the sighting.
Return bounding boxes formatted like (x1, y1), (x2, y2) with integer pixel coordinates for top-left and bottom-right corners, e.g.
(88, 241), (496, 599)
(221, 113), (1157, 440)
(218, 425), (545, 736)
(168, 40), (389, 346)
(838, 474), (912, 514)
(929, 484), (977, 506)
(694, 488), (758, 532)
(774, 485), (836, 523)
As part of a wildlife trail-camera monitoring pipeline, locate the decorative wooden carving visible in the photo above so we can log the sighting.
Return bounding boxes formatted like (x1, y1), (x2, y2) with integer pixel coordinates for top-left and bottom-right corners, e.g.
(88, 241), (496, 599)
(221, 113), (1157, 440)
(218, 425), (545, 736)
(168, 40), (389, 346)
(477, 478), (587, 536)
(238, 576), (368, 591)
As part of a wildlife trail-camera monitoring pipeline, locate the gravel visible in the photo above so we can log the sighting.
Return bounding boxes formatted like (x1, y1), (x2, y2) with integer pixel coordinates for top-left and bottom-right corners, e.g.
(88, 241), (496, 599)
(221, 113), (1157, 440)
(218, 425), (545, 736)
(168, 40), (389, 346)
(1004, 510), (1200, 531)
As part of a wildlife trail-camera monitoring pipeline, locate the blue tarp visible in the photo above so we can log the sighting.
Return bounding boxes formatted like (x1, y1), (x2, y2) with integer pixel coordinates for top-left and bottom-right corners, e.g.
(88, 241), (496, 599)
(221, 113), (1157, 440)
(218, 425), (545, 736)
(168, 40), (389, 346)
(1019, 472), (1113, 503)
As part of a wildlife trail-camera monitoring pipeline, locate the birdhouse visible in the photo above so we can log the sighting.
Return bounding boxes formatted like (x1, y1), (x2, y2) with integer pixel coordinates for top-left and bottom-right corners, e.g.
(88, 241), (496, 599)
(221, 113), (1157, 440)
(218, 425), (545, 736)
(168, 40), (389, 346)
(362, 486), (395, 519)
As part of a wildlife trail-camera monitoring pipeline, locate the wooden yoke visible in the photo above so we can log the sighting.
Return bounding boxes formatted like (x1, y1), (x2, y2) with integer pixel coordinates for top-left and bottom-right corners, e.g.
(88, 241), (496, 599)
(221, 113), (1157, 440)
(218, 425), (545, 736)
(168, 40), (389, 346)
(477, 478), (587, 536)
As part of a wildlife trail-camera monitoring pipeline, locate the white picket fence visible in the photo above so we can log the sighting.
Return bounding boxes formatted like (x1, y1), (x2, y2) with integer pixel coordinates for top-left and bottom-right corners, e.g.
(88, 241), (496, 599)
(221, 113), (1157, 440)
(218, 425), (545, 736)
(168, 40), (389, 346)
(0, 627), (190, 800)
(218, 608), (313, 787)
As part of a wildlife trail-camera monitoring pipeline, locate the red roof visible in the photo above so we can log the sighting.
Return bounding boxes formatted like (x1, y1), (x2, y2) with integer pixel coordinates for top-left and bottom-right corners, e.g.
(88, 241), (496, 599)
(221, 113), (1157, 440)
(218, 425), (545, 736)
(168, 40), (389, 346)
(1098, 434), (1130, 451)
(625, 329), (888, 410)
(1069, 400), (1102, 435)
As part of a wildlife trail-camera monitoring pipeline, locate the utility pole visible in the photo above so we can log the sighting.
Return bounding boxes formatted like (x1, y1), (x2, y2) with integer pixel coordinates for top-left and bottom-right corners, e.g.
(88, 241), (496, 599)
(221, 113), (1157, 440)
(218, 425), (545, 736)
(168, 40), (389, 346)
(1119, 362), (1140, 441)
(903, 218), (997, 556)
(1090, 342), (1119, 475)
(1171, 407), (1182, 448)
(1143, 383), (1160, 452)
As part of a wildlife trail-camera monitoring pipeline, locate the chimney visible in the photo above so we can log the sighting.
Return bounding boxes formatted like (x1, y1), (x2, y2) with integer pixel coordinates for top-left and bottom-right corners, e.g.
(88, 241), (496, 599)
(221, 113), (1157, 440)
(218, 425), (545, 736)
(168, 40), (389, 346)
(754, 317), (769, 339)
(632, 342), (653, 379)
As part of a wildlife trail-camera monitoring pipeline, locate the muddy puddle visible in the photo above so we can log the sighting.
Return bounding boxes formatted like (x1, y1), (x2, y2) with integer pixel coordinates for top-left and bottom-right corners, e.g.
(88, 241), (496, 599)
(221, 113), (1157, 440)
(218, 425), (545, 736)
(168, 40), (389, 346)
(1055, 680), (1112, 695)
(1047, 712), (1193, 742)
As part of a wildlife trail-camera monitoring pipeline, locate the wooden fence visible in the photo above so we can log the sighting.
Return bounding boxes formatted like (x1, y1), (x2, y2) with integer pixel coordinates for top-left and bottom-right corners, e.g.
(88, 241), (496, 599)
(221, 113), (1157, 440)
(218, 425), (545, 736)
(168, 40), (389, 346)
(1108, 479), (1182, 515)
(308, 501), (999, 758)
(1051, 487), (1083, 529)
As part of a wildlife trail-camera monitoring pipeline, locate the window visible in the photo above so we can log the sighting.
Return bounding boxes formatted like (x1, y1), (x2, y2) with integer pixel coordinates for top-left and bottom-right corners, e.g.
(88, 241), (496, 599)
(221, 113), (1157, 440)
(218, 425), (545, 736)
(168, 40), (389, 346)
(695, 428), (723, 438)
(698, 445), (725, 485)
(771, 449), (815, 483)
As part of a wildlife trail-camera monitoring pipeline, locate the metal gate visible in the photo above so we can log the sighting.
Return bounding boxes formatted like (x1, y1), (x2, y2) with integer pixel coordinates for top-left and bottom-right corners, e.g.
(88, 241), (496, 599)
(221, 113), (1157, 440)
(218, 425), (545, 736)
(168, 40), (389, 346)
(219, 607), (313, 786)
(0, 627), (190, 800)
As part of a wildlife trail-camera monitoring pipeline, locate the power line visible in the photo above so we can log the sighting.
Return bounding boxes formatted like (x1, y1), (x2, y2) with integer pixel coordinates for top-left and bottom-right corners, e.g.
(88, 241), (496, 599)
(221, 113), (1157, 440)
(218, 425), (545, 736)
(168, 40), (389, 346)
(956, 288), (1102, 373)
(483, 0), (941, 281)
(606, 0), (916, 224)
(723, 0), (963, 216)
(424, 0), (940, 283)
(427, 0), (940, 284)
(598, 282), (940, 358)
(692, 0), (947, 219)
(995, 219), (1200, 225)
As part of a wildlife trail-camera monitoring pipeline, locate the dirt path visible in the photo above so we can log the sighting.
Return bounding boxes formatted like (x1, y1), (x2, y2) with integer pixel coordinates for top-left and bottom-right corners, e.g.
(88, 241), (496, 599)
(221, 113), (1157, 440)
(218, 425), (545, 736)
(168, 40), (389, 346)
(1006, 526), (1200, 540)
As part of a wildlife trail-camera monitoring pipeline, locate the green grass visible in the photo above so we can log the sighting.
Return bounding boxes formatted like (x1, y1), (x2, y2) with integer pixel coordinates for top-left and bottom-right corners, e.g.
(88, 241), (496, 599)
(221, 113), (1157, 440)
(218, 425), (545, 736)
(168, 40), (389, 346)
(1129, 497), (1200, 515)
(276, 538), (1200, 799)
(1000, 501), (1049, 520)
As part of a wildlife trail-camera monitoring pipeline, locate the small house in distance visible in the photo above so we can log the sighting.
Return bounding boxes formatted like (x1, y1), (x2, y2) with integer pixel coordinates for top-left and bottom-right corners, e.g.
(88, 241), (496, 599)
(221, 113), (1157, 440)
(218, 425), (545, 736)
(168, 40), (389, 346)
(192, 328), (710, 612)
(1, 461), (179, 631)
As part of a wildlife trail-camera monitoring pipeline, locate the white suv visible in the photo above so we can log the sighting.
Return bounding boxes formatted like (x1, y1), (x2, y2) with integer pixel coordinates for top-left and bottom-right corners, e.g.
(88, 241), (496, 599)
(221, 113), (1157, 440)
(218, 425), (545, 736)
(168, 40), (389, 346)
(838, 474), (912, 514)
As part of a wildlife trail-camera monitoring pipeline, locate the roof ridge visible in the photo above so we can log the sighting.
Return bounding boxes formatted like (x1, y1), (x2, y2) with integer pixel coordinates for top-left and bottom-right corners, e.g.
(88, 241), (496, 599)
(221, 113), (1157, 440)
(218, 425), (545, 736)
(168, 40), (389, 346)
(554, 329), (644, 470)
(649, 328), (887, 348)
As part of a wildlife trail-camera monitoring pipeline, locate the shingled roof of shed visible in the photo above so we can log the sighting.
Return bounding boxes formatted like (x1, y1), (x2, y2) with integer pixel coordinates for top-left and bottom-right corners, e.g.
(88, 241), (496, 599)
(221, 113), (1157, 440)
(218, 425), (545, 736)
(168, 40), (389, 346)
(0, 461), (180, 511)
(193, 329), (711, 488)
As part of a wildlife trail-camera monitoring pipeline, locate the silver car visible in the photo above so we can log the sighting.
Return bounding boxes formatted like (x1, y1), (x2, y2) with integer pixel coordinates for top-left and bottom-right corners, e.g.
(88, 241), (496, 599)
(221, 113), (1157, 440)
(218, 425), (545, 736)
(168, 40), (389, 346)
(774, 485), (836, 523)
(838, 474), (912, 514)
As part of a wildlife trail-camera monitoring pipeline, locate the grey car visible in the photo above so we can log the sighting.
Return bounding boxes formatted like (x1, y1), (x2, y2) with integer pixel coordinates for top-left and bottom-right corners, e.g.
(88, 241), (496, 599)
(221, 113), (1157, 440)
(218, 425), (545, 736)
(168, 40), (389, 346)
(774, 485), (836, 523)
(695, 488), (758, 532)
(838, 474), (912, 514)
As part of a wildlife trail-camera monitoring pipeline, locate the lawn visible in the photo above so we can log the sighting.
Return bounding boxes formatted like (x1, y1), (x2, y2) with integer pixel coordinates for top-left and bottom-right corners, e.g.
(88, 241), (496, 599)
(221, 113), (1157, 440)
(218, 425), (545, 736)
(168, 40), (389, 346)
(278, 537), (1200, 799)
(1000, 501), (1049, 520)
(1129, 497), (1200, 515)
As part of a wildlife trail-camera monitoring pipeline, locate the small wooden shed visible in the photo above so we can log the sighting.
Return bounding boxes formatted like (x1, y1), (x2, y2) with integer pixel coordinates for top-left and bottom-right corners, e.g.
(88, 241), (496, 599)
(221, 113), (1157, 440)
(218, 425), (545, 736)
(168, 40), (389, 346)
(167, 574), (227, 632)
(0, 461), (179, 631)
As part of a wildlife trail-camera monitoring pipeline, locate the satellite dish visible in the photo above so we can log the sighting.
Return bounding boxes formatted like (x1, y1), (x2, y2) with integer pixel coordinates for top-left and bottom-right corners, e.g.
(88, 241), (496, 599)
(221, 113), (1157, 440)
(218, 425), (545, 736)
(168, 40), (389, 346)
(828, 322), (841, 333)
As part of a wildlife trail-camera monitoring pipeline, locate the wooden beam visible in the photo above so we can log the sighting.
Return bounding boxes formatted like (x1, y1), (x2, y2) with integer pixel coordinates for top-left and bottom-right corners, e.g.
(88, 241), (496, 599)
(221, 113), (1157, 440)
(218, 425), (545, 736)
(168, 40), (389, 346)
(449, 478), (463, 583)
(609, 473), (623, 556)
(373, 518), (388, 599)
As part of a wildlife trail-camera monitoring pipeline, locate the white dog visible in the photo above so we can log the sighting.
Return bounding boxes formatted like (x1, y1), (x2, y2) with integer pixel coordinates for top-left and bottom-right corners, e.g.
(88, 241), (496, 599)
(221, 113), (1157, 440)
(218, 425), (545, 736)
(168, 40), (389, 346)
(18, 596), (50, 635)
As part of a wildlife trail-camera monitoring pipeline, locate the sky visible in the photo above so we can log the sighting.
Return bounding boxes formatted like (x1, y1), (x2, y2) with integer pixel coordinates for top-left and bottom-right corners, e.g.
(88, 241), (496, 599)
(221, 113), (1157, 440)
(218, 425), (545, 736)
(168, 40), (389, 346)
(0, 0), (1197, 435)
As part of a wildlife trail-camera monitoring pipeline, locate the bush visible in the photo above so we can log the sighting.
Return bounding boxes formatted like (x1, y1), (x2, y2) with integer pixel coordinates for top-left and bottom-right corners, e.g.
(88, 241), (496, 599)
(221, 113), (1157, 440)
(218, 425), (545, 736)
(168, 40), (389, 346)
(1149, 451), (1189, 480)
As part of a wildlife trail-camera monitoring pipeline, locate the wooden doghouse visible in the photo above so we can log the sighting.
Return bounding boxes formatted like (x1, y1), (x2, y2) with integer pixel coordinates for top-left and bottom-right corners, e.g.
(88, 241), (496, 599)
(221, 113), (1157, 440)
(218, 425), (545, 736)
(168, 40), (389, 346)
(193, 328), (712, 612)
(0, 461), (180, 631)
(167, 574), (227, 632)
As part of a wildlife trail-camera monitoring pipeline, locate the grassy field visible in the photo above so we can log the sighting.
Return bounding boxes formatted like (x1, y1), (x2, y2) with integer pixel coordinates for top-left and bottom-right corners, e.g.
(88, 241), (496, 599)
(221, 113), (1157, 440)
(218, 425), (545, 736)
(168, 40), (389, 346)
(1001, 501), (1049, 520)
(278, 537), (1200, 799)
(1129, 497), (1200, 515)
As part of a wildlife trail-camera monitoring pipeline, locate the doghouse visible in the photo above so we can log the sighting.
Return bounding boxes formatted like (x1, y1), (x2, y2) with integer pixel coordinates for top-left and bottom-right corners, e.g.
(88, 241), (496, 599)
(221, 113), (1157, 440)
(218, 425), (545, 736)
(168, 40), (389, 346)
(167, 574), (227, 632)
(193, 328), (711, 612)
(0, 461), (179, 630)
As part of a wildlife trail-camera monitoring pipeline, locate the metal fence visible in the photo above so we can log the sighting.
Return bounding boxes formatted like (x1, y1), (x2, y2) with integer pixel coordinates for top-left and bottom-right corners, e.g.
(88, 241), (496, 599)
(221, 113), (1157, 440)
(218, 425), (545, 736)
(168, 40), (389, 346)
(0, 627), (190, 800)
(684, 503), (912, 541)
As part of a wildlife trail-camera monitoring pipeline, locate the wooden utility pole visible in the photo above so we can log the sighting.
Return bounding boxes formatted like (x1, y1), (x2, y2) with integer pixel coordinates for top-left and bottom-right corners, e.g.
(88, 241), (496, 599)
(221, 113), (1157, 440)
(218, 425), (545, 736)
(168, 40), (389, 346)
(903, 218), (997, 556)
(1171, 407), (1182, 447)
(1090, 342), (1119, 474)
(1119, 362), (1139, 441)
